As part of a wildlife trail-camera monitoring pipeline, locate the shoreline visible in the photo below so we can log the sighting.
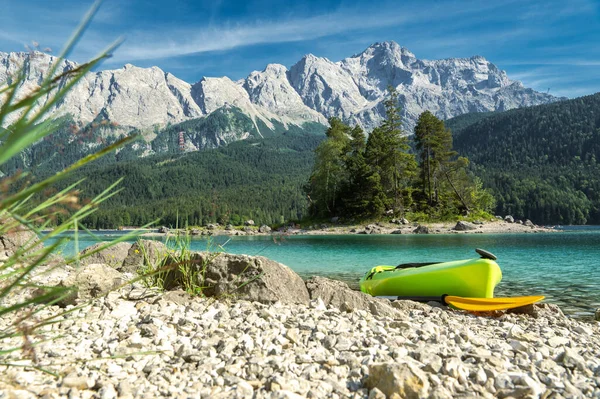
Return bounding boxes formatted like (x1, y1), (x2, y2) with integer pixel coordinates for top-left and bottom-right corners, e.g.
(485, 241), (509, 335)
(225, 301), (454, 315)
(139, 219), (559, 238)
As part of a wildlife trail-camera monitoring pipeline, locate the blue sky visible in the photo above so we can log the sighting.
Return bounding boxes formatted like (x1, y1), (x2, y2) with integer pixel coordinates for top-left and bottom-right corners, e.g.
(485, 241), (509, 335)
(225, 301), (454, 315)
(1, 0), (598, 98)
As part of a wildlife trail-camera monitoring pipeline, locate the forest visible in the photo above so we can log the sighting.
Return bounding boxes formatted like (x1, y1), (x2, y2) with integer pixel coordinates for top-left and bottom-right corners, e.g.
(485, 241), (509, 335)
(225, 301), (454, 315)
(53, 133), (323, 229)
(449, 92), (600, 225)
(306, 88), (494, 221)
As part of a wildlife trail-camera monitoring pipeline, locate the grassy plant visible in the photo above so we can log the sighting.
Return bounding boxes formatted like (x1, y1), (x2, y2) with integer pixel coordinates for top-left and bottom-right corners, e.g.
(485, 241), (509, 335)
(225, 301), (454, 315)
(0, 1), (137, 369)
(140, 233), (227, 296)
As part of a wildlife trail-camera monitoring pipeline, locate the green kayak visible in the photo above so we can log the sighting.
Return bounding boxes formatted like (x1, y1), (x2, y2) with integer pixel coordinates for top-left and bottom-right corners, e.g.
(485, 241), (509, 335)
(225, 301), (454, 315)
(360, 249), (502, 298)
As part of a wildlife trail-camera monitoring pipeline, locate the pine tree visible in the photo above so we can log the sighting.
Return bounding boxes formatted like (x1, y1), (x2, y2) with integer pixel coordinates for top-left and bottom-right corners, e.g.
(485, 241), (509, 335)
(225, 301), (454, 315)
(340, 125), (374, 216)
(365, 86), (416, 215)
(413, 111), (455, 207)
(307, 117), (351, 216)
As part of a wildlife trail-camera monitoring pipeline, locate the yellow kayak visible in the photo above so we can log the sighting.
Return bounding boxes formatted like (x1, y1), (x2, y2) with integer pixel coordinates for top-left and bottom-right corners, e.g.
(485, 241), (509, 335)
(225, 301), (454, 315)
(359, 249), (502, 298)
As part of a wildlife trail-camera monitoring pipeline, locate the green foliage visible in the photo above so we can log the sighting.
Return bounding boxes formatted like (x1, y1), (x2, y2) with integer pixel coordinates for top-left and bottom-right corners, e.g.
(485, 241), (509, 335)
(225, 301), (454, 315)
(0, 3), (135, 368)
(54, 133), (324, 228)
(307, 118), (351, 216)
(140, 234), (225, 296)
(413, 110), (455, 207)
(365, 87), (417, 213)
(451, 93), (600, 224)
(306, 88), (489, 221)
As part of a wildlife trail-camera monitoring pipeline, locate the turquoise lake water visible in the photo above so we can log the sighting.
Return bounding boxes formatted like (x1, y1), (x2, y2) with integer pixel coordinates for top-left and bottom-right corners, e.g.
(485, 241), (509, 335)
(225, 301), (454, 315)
(48, 227), (600, 319)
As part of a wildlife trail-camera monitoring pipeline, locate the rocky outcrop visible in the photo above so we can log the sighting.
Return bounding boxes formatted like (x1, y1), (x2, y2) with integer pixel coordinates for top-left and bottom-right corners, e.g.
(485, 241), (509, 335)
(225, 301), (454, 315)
(453, 221), (477, 231)
(193, 252), (310, 305)
(413, 225), (430, 234)
(305, 277), (404, 318)
(58, 264), (124, 306)
(258, 225), (272, 233)
(0, 218), (42, 261)
(505, 215), (515, 223)
(80, 242), (133, 268)
(121, 240), (170, 274)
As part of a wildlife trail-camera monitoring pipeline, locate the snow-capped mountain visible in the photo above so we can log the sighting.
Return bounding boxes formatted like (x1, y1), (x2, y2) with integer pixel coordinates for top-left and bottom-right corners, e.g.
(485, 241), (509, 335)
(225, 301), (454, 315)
(0, 41), (561, 134)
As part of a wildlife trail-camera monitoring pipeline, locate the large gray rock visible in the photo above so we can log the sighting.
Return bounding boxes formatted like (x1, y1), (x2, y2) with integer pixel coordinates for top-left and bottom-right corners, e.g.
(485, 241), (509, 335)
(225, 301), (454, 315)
(258, 225), (272, 233)
(505, 215), (515, 223)
(121, 240), (170, 274)
(413, 225), (430, 234)
(0, 218), (42, 261)
(79, 242), (133, 268)
(189, 252), (310, 305)
(365, 362), (430, 399)
(305, 277), (403, 318)
(58, 264), (124, 306)
(453, 221), (477, 231)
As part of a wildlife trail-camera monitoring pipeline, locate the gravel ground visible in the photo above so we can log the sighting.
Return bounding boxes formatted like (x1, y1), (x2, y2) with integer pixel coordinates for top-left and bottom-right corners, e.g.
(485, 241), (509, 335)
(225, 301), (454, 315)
(1, 286), (599, 399)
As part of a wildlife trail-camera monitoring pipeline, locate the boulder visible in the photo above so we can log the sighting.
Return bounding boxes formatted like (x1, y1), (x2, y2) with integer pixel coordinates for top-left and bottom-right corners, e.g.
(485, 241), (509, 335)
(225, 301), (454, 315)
(391, 230), (403, 234)
(258, 225), (272, 233)
(157, 226), (169, 234)
(0, 218), (42, 261)
(413, 225), (430, 234)
(365, 363), (430, 399)
(524, 219), (534, 227)
(190, 229), (201, 235)
(79, 242), (133, 268)
(390, 219), (401, 225)
(58, 264), (124, 306)
(191, 252), (310, 305)
(365, 224), (382, 234)
(453, 221), (477, 231)
(244, 220), (255, 226)
(225, 224), (234, 231)
(207, 224), (217, 230)
(121, 240), (170, 274)
(400, 218), (409, 225)
(305, 277), (403, 318)
(504, 215), (514, 223)
(515, 219), (523, 224)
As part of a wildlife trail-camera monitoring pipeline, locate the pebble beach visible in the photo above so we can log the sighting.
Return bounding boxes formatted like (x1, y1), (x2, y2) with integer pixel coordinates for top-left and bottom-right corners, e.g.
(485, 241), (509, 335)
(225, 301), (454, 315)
(1, 221), (599, 399)
(1, 282), (599, 398)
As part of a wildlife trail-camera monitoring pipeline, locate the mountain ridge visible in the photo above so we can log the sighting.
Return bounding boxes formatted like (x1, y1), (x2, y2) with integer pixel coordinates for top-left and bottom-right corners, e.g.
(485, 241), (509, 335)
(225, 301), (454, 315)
(1, 41), (562, 134)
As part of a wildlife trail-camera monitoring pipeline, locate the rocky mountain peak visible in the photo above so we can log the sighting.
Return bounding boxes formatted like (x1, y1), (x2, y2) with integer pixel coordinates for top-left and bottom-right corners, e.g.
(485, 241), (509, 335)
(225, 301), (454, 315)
(0, 42), (563, 135)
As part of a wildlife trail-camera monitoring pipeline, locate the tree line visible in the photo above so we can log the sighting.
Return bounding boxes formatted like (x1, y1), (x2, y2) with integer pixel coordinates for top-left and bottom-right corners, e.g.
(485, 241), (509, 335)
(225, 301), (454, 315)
(306, 87), (495, 221)
(450, 92), (600, 225)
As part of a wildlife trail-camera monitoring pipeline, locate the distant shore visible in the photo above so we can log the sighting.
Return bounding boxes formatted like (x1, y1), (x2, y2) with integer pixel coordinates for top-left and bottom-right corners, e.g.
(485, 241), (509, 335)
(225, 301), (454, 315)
(139, 219), (558, 238)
